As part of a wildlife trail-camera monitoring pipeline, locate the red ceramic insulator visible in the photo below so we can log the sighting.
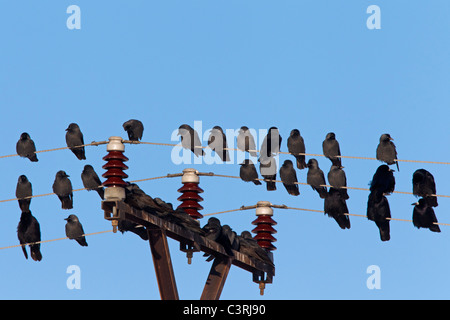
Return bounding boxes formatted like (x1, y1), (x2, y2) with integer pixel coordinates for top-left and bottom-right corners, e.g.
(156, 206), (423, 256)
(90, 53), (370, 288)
(177, 182), (204, 219)
(102, 150), (129, 187)
(251, 203), (277, 251)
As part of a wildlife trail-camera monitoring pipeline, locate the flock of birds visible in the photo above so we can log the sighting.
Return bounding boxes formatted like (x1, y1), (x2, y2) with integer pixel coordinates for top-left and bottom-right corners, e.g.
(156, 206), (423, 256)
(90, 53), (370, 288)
(11, 119), (441, 262)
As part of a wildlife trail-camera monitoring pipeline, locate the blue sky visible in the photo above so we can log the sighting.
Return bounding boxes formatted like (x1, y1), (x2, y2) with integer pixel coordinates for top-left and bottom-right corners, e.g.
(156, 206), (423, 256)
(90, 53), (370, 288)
(0, 0), (449, 299)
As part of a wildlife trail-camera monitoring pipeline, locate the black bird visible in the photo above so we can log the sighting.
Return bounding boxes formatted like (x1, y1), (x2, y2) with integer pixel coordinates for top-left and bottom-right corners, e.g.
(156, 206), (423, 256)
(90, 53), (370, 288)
(118, 220), (149, 240)
(202, 217), (234, 257)
(65, 214), (88, 246)
(123, 119), (144, 141)
(367, 191), (391, 241)
(287, 129), (306, 169)
(178, 124), (204, 156)
(65, 123), (86, 160)
(412, 169), (438, 207)
(238, 231), (274, 266)
(17, 210), (42, 261)
(259, 127), (282, 163)
(81, 165), (104, 200)
(239, 159), (262, 185)
(322, 132), (342, 167)
(306, 159), (327, 198)
(237, 126), (257, 157)
(412, 198), (440, 232)
(376, 133), (399, 171)
(16, 132), (38, 162)
(16, 175), (32, 212)
(125, 183), (167, 215)
(279, 160), (300, 196)
(328, 165), (349, 200)
(324, 188), (350, 229)
(370, 165), (395, 196)
(259, 156), (277, 191)
(52, 170), (73, 209)
(208, 126), (230, 162)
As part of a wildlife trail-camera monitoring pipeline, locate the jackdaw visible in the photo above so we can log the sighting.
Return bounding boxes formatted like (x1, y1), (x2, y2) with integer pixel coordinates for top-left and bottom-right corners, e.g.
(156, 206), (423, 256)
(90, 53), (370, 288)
(239, 159), (262, 185)
(259, 127), (282, 163)
(412, 198), (440, 232)
(370, 165), (395, 196)
(52, 170), (73, 210)
(16, 175), (32, 212)
(65, 123), (86, 160)
(367, 191), (391, 241)
(202, 217), (234, 257)
(237, 126), (257, 157)
(306, 159), (327, 198)
(327, 165), (349, 200)
(279, 160), (300, 196)
(412, 169), (438, 207)
(16, 132), (38, 162)
(376, 133), (399, 171)
(238, 231), (274, 266)
(81, 165), (104, 200)
(65, 214), (88, 246)
(123, 119), (144, 141)
(322, 132), (342, 167)
(287, 129), (306, 169)
(17, 210), (42, 261)
(259, 156), (277, 191)
(208, 126), (230, 162)
(178, 124), (204, 156)
(324, 187), (350, 229)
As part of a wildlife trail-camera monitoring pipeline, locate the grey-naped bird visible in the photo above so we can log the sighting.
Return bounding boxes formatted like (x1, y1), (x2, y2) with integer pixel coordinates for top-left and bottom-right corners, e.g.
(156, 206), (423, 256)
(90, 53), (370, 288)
(123, 119), (144, 141)
(65, 123), (86, 160)
(376, 133), (399, 171)
(238, 231), (274, 266)
(178, 124), (204, 156)
(65, 214), (88, 247)
(327, 165), (349, 200)
(16, 132), (38, 162)
(52, 170), (73, 210)
(412, 169), (438, 207)
(260, 156), (277, 191)
(324, 187), (350, 229)
(370, 165), (395, 196)
(16, 175), (32, 212)
(412, 198), (440, 232)
(81, 165), (104, 200)
(367, 191), (391, 241)
(17, 210), (42, 261)
(208, 126), (230, 162)
(202, 217), (234, 257)
(322, 132), (342, 167)
(237, 126), (257, 157)
(306, 159), (327, 199)
(287, 129), (306, 169)
(279, 160), (300, 196)
(259, 127), (282, 163)
(239, 159), (262, 185)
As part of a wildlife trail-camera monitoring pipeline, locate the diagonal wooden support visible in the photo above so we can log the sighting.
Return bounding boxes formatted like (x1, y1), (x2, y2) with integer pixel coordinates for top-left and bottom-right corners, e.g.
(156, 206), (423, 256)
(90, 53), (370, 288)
(200, 256), (232, 300)
(147, 225), (179, 300)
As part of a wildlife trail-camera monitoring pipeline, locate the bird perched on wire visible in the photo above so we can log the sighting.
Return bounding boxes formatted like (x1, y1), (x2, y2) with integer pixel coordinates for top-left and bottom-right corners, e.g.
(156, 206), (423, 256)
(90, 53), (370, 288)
(239, 159), (262, 185)
(376, 133), (399, 171)
(287, 129), (307, 169)
(237, 126), (257, 157)
(16, 175), (32, 212)
(65, 214), (88, 247)
(327, 165), (349, 200)
(306, 159), (327, 199)
(412, 169), (438, 207)
(259, 127), (282, 163)
(367, 191), (391, 241)
(81, 165), (104, 200)
(324, 187), (350, 229)
(412, 198), (440, 233)
(322, 132), (342, 167)
(279, 159), (300, 196)
(65, 123), (86, 160)
(208, 126), (230, 162)
(123, 119), (144, 141)
(259, 156), (277, 191)
(17, 210), (42, 261)
(52, 170), (73, 210)
(16, 132), (38, 162)
(178, 124), (204, 156)
(370, 165), (395, 196)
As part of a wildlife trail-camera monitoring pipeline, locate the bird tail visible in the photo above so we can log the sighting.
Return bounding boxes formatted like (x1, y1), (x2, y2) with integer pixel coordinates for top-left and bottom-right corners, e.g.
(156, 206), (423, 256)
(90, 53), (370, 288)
(76, 237), (88, 247)
(339, 188), (349, 200)
(18, 199), (31, 212)
(96, 187), (105, 200)
(264, 179), (276, 191)
(21, 245), (28, 260)
(285, 184), (300, 196)
(376, 221), (390, 241)
(395, 161), (400, 172)
(295, 155), (307, 170)
(317, 187), (327, 199)
(30, 154), (38, 162)
(331, 157), (341, 167)
(252, 179), (262, 185)
(71, 147), (86, 160)
(30, 244), (42, 261)
(60, 196), (73, 210)
(424, 195), (438, 207)
(335, 215), (351, 230)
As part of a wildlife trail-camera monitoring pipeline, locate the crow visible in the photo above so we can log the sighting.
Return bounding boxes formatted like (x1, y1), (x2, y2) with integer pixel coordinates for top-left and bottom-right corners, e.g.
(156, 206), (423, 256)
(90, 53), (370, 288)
(287, 129), (307, 169)
(16, 175), (32, 212)
(16, 132), (38, 162)
(306, 159), (327, 198)
(17, 210), (42, 261)
(123, 119), (144, 141)
(65, 123), (86, 160)
(412, 169), (438, 207)
(376, 133), (399, 171)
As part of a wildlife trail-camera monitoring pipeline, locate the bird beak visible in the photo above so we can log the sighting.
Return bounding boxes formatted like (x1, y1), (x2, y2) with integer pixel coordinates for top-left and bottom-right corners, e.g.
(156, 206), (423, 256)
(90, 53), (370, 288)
(411, 202), (419, 206)
(389, 137), (394, 141)
(64, 217), (69, 221)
